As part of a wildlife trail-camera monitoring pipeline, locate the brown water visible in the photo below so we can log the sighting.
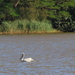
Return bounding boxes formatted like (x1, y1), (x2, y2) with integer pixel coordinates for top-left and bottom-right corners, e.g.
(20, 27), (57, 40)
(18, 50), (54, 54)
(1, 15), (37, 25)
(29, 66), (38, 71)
(0, 33), (75, 75)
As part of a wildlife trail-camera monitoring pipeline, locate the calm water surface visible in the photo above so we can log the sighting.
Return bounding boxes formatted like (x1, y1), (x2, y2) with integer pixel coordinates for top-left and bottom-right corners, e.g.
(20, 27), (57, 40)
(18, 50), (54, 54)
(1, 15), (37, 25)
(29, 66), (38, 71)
(0, 33), (75, 75)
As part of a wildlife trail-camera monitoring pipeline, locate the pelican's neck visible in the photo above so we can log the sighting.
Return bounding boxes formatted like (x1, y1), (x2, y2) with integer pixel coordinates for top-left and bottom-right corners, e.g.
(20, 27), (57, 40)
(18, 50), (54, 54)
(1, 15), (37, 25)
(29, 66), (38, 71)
(21, 53), (25, 60)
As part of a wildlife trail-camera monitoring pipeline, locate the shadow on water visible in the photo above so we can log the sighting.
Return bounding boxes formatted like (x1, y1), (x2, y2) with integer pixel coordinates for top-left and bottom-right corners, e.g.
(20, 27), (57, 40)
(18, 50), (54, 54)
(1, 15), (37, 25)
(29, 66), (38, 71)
(0, 33), (75, 75)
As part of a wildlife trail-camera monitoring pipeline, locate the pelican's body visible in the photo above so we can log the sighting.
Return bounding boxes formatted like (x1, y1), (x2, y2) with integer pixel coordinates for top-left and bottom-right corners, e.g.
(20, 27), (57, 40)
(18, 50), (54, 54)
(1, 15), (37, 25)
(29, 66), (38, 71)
(20, 53), (35, 62)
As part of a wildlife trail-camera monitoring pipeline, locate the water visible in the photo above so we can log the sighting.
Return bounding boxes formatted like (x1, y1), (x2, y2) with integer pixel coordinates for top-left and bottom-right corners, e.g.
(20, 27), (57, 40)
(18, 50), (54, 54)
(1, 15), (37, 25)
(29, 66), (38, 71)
(0, 33), (75, 75)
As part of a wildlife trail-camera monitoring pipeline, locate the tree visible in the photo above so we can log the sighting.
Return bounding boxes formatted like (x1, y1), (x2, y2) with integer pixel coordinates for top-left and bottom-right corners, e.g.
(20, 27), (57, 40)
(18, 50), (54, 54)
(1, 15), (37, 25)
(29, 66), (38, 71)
(0, 0), (19, 22)
(0, 0), (75, 32)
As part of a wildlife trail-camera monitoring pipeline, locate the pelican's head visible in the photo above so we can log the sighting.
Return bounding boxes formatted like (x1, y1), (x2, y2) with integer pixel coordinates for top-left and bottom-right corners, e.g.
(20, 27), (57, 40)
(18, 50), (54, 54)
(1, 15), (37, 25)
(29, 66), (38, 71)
(22, 53), (25, 56)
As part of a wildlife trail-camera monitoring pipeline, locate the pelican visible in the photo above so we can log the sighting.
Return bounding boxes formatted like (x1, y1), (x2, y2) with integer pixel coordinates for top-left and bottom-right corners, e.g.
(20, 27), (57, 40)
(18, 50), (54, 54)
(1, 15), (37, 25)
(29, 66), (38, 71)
(19, 53), (35, 62)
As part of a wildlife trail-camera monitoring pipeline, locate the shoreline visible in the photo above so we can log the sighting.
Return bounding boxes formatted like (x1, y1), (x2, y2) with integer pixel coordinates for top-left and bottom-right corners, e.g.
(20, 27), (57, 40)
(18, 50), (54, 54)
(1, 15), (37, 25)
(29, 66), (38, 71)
(0, 30), (62, 34)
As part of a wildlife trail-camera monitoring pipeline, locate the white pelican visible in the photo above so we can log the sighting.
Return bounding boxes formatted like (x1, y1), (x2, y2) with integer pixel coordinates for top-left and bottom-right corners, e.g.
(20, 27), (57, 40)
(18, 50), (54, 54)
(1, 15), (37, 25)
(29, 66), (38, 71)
(19, 53), (35, 62)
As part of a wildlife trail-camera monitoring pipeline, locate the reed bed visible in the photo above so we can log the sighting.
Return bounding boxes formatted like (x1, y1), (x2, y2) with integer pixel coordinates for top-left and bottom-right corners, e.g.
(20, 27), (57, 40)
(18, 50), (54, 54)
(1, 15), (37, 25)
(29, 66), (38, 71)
(1, 19), (56, 34)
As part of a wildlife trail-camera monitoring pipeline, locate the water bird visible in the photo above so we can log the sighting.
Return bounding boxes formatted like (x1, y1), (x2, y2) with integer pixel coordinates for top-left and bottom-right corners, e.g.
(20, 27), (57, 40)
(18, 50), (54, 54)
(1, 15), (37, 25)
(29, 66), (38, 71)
(19, 53), (35, 62)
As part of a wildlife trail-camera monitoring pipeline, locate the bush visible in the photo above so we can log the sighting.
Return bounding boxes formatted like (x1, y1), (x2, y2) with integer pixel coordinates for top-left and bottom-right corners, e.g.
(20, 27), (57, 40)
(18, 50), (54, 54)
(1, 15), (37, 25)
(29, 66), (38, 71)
(52, 18), (75, 32)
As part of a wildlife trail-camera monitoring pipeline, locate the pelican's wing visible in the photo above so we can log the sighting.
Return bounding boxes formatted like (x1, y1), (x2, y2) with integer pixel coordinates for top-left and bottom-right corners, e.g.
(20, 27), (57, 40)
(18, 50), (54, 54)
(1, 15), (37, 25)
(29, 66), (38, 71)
(24, 58), (34, 62)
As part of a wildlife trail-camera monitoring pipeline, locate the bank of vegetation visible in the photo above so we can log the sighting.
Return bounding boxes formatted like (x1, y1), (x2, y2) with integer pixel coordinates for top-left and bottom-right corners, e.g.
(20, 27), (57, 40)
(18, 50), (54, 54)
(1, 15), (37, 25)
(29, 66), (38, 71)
(0, 0), (75, 34)
(1, 19), (57, 34)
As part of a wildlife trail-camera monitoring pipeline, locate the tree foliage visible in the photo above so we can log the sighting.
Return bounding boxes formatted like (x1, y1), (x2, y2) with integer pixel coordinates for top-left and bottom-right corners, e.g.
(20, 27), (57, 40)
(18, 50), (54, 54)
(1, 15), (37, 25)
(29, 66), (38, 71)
(0, 0), (75, 32)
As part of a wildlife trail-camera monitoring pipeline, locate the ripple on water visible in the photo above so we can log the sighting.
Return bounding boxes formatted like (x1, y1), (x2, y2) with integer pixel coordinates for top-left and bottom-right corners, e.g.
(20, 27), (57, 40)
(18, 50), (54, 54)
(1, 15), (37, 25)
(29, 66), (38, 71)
(0, 34), (75, 75)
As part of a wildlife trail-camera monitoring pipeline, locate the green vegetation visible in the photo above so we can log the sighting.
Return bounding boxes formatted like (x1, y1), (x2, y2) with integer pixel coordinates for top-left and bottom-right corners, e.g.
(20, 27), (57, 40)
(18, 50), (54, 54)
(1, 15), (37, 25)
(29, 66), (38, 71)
(1, 19), (55, 33)
(0, 0), (75, 33)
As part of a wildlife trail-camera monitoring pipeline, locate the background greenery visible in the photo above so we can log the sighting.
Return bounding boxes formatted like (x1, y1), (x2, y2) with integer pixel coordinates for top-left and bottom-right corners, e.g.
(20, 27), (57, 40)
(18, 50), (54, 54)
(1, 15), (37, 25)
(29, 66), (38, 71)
(1, 19), (54, 33)
(0, 0), (75, 32)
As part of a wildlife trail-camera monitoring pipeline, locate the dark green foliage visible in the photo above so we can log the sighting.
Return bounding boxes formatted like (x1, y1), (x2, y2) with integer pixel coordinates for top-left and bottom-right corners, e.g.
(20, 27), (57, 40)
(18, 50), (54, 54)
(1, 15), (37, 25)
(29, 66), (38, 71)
(0, 0), (19, 22)
(53, 18), (75, 32)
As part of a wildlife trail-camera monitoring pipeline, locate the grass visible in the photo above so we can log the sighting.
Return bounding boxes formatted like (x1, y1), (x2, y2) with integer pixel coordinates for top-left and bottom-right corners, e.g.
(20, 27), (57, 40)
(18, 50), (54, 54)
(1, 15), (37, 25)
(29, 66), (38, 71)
(0, 19), (59, 34)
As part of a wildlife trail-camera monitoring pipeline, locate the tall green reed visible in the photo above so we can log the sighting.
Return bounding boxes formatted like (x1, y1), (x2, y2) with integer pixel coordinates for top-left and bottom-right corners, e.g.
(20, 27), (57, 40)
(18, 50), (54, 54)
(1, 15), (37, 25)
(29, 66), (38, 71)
(1, 19), (54, 33)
